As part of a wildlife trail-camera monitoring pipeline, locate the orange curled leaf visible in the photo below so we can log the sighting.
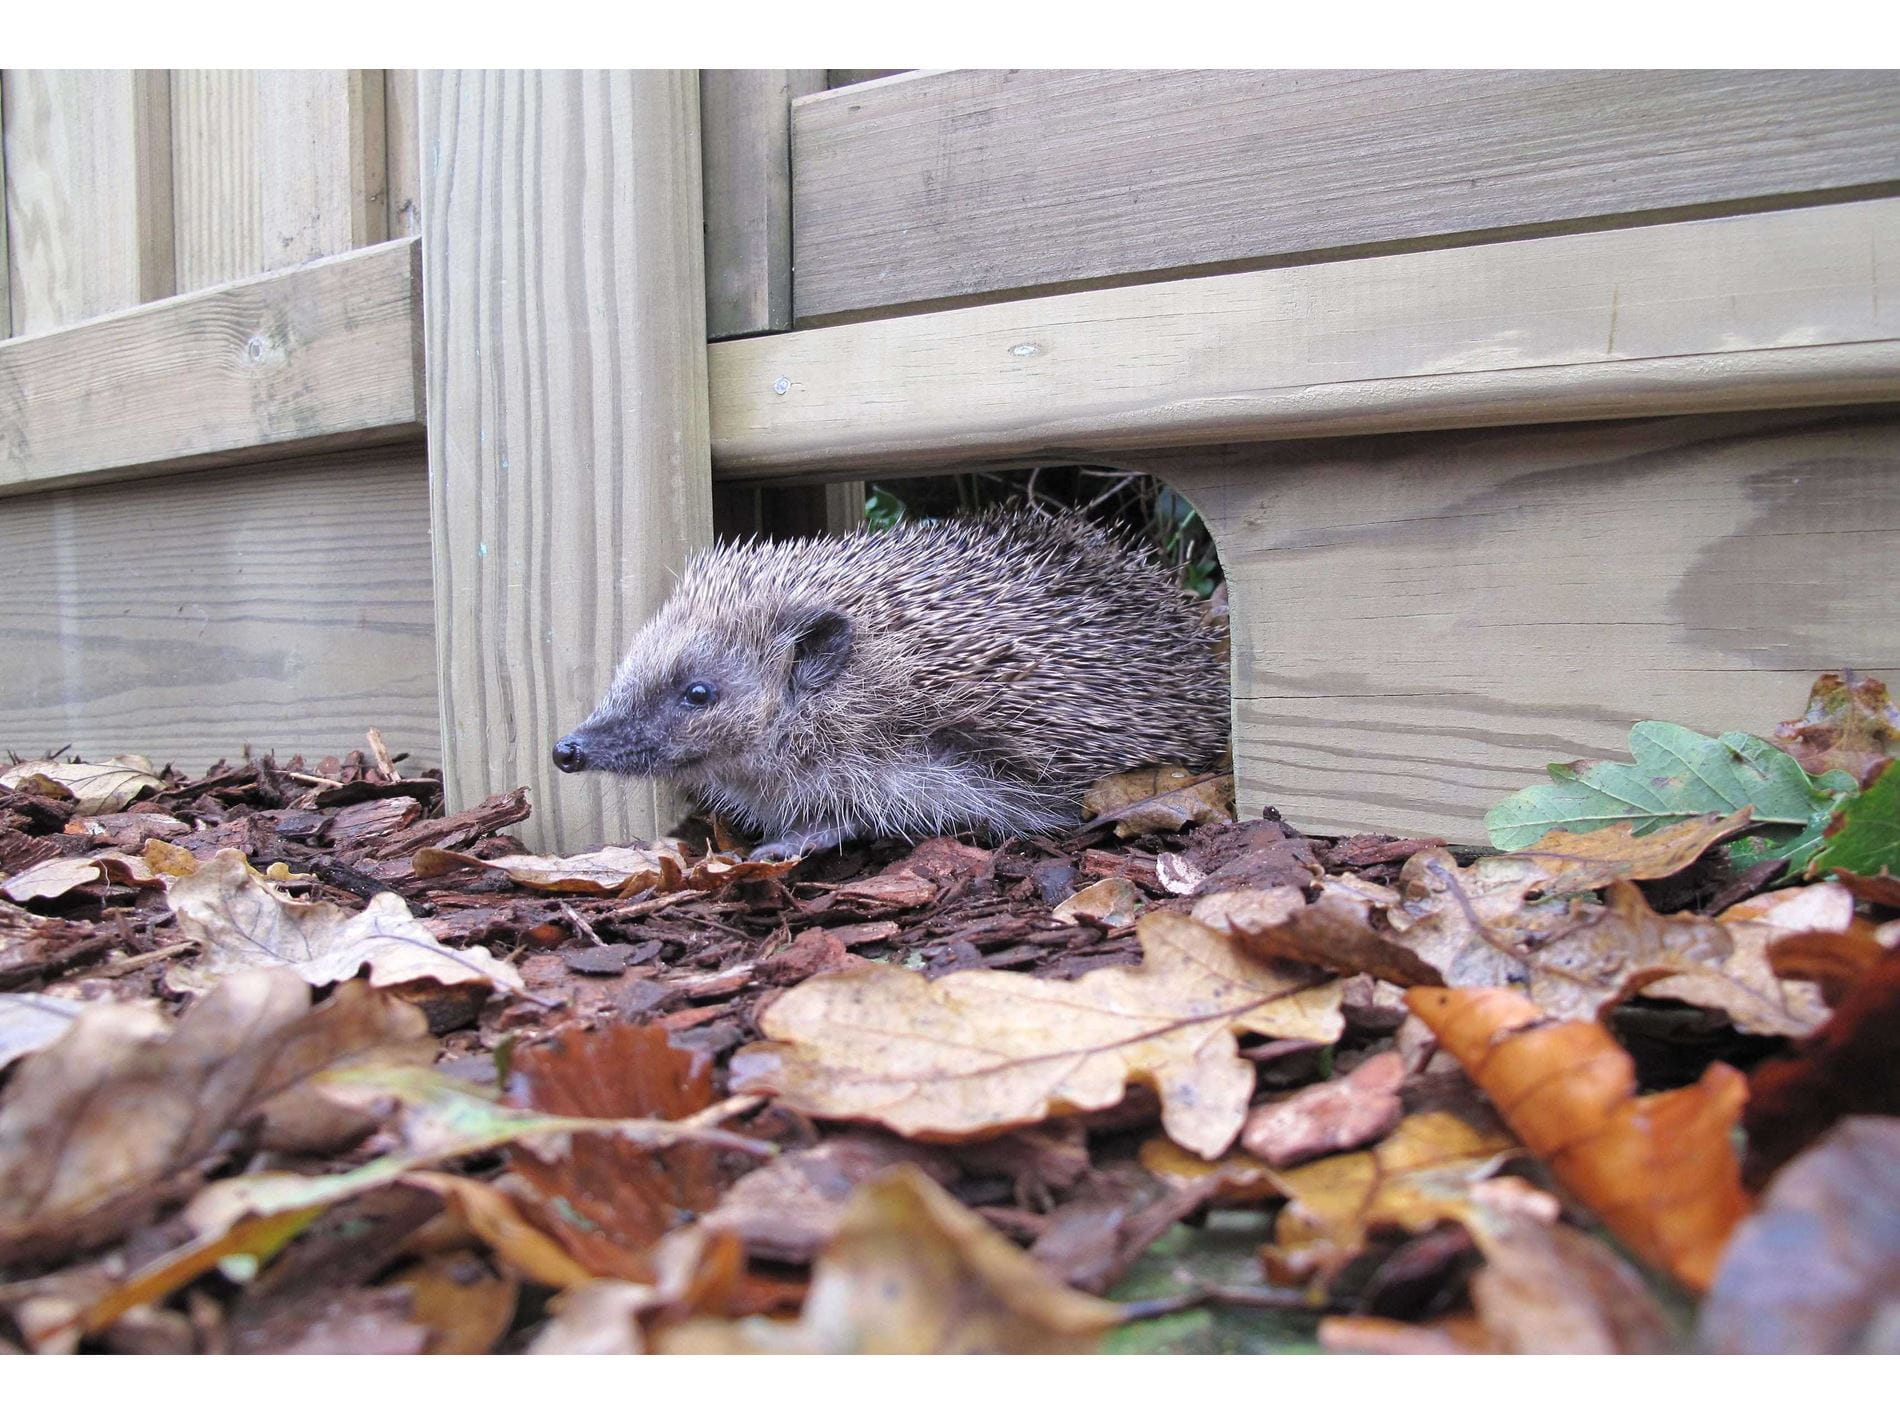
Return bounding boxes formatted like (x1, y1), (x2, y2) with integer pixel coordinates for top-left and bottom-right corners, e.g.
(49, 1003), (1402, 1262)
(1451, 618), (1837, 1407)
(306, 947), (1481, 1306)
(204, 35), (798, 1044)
(1406, 986), (1750, 1292)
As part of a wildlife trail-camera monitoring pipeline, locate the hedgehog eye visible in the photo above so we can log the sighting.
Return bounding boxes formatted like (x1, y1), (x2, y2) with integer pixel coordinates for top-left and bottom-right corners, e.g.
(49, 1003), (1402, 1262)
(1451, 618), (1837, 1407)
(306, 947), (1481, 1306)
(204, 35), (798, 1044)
(681, 681), (718, 709)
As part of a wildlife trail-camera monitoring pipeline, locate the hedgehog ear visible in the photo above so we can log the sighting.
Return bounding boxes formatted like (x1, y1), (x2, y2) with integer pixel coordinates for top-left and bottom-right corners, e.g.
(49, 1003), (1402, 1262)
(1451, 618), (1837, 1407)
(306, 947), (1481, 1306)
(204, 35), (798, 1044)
(786, 607), (853, 695)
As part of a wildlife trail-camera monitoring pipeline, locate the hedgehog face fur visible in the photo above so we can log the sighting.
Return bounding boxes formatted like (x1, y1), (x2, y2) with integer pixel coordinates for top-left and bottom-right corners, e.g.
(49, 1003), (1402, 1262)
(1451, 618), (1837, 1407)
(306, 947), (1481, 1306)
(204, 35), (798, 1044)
(554, 509), (1229, 860)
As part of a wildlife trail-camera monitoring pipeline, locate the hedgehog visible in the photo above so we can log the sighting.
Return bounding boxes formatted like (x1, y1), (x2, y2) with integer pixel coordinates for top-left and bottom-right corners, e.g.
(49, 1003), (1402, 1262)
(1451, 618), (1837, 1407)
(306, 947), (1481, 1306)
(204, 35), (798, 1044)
(551, 508), (1229, 859)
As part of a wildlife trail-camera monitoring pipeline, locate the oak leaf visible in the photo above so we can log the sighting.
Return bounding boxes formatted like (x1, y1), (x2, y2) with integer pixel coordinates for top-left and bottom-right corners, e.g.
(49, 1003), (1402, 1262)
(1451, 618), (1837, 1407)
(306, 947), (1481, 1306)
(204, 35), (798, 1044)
(1770, 671), (1900, 785)
(1406, 986), (1750, 1291)
(165, 848), (523, 996)
(1082, 767), (1235, 836)
(0, 971), (434, 1267)
(0, 756), (161, 815)
(656, 1165), (1123, 1353)
(731, 911), (1343, 1159)
(1492, 810), (1753, 895)
(413, 840), (792, 895)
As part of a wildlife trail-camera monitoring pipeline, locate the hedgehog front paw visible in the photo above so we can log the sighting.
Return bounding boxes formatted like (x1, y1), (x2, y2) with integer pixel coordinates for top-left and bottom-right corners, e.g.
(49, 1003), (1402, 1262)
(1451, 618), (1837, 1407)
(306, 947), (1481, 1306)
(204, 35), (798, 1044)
(749, 824), (853, 862)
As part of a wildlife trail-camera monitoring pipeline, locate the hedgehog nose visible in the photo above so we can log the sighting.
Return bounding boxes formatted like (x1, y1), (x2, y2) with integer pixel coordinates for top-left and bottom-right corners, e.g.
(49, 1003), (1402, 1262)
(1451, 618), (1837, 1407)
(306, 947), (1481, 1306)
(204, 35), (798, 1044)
(552, 735), (588, 773)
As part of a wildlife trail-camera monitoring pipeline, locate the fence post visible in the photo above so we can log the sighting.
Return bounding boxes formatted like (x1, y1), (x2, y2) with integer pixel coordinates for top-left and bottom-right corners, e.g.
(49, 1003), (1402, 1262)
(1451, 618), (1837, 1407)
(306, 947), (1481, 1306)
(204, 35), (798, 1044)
(420, 71), (713, 850)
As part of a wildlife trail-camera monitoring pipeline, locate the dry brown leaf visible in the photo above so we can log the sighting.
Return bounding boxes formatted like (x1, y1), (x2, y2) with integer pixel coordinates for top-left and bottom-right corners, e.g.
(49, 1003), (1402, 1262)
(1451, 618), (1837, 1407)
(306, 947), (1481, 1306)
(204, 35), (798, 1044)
(1490, 811), (1753, 895)
(502, 1024), (727, 1281)
(0, 993), (83, 1070)
(1459, 1185), (1674, 1353)
(530, 1228), (746, 1354)
(0, 757), (161, 815)
(386, 1250), (519, 1354)
(1638, 882), (1845, 1034)
(165, 848), (523, 996)
(0, 847), (166, 904)
(1406, 986), (1750, 1292)
(697, 1134), (958, 1264)
(398, 1172), (594, 1290)
(1699, 1116), (1900, 1352)
(1239, 1051), (1406, 1168)
(1260, 1108), (1518, 1277)
(1770, 671), (1900, 784)
(1519, 881), (1734, 1021)
(1742, 948), (1900, 1187)
(1082, 766), (1235, 836)
(732, 910), (1343, 1159)
(657, 1165), (1122, 1354)
(0, 971), (434, 1266)
(413, 841), (791, 895)
(1051, 877), (1144, 928)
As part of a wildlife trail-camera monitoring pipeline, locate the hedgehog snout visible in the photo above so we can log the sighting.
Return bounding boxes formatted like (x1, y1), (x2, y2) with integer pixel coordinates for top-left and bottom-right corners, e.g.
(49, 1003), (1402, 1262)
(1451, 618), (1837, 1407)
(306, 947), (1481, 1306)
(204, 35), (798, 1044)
(551, 734), (589, 773)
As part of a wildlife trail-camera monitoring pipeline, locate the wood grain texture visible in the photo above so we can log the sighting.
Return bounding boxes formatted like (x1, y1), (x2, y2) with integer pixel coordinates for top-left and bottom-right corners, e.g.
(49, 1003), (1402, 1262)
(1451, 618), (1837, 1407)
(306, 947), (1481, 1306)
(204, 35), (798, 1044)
(700, 69), (824, 338)
(824, 71), (911, 90)
(171, 69), (387, 293)
(2, 70), (173, 336)
(422, 71), (714, 851)
(1141, 408), (1900, 842)
(791, 70), (1900, 321)
(0, 446), (439, 769)
(384, 70), (421, 239)
(712, 198), (1900, 479)
(0, 74), (10, 337)
(0, 238), (424, 494)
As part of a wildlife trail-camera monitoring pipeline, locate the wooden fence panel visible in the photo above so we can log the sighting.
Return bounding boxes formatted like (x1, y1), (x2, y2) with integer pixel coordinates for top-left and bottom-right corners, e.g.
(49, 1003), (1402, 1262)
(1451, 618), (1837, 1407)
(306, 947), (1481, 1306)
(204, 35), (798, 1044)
(384, 70), (421, 239)
(791, 70), (1900, 321)
(171, 69), (387, 292)
(0, 447), (438, 769)
(713, 198), (1900, 478)
(1145, 407), (1900, 841)
(422, 71), (714, 851)
(700, 69), (824, 339)
(2, 69), (173, 336)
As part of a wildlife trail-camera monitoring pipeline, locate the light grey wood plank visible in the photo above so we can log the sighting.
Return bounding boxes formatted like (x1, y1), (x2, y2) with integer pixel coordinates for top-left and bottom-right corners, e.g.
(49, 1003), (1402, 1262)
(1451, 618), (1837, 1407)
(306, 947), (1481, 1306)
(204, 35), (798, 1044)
(0, 239), (423, 495)
(0, 446), (439, 770)
(700, 69), (824, 338)
(1142, 408), (1900, 842)
(422, 71), (715, 851)
(171, 70), (387, 293)
(2, 70), (174, 335)
(791, 69), (1900, 321)
(712, 198), (1900, 478)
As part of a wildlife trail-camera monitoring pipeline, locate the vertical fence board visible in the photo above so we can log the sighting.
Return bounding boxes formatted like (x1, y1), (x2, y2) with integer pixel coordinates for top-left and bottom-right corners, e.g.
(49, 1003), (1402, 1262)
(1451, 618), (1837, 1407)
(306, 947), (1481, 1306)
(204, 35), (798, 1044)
(422, 70), (714, 850)
(2, 69), (173, 335)
(700, 68), (823, 339)
(172, 69), (387, 292)
(384, 69), (421, 238)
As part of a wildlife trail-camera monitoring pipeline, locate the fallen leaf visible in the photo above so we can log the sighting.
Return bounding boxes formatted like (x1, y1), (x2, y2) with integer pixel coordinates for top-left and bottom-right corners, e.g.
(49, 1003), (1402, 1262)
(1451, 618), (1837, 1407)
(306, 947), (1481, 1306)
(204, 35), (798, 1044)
(0, 993), (83, 1069)
(1770, 671), (1900, 785)
(1407, 986), (1750, 1291)
(502, 1024), (729, 1281)
(531, 1228), (746, 1354)
(1640, 883), (1844, 1035)
(1699, 1116), (1900, 1353)
(1809, 760), (1900, 878)
(1462, 1194), (1675, 1353)
(398, 1172), (594, 1290)
(1519, 880), (1735, 1023)
(698, 1134), (958, 1264)
(1240, 1051), (1406, 1168)
(1, 858), (106, 903)
(0, 971), (434, 1267)
(165, 848), (524, 996)
(1051, 877), (1144, 928)
(1742, 949), (1900, 1187)
(731, 910), (1343, 1159)
(0, 904), (106, 987)
(386, 1250), (519, 1354)
(1486, 721), (1857, 871)
(414, 840), (791, 895)
(1261, 1108), (1518, 1277)
(0, 757), (162, 815)
(657, 1165), (1123, 1353)
(1083, 767), (1235, 836)
(1492, 811), (1753, 895)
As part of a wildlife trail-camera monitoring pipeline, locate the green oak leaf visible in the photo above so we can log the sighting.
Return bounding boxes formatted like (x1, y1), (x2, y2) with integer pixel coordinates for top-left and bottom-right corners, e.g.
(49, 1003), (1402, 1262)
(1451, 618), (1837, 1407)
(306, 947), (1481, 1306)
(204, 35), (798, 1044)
(1809, 761), (1900, 878)
(1487, 721), (1857, 872)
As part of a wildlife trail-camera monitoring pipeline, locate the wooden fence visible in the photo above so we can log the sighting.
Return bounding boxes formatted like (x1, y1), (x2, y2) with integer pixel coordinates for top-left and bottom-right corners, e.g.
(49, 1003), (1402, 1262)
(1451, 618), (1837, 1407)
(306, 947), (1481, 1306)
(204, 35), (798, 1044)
(3, 69), (1898, 848)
